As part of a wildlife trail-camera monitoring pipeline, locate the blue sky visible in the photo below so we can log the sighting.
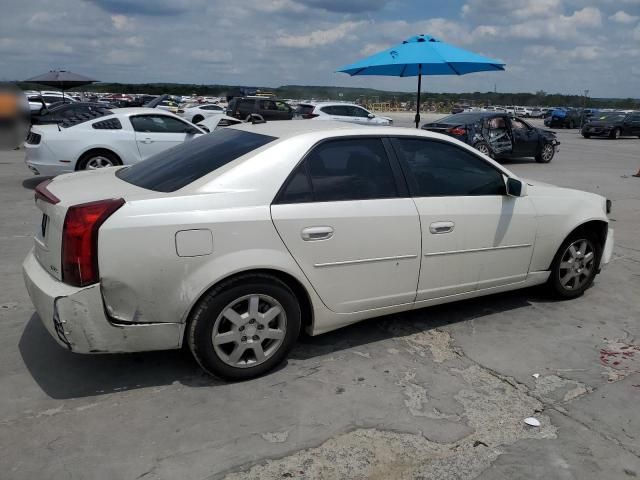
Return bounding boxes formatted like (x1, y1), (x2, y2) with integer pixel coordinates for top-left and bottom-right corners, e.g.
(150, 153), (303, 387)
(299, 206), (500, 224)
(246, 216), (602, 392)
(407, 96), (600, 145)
(1, 0), (639, 97)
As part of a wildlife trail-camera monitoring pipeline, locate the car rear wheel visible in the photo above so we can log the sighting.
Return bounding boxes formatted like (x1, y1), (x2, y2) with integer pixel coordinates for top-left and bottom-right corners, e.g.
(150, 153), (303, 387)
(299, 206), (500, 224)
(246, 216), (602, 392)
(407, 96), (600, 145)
(474, 142), (494, 158)
(582, 133), (591, 139)
(77, 150), (121, 170)
(192, 115), (204, 124)
(188, 274), (301, 380)
(535, 143), (555, 163)
(548, 233), (600, 299)
(610, 128), (621, 139)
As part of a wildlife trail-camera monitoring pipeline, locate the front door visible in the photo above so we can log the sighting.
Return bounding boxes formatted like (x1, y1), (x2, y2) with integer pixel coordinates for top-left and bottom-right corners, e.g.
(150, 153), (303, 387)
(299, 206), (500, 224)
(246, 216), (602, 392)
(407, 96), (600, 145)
(510, 117), (539, 157)
(391, 137), (537, 301)
(130, 114), (198, 160)
(271, 137), (421, 313)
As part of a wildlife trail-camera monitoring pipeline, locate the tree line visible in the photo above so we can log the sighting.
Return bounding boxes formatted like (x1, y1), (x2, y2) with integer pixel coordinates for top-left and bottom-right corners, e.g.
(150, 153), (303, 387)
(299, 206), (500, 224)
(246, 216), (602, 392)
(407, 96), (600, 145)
(15, 82), (639, 109)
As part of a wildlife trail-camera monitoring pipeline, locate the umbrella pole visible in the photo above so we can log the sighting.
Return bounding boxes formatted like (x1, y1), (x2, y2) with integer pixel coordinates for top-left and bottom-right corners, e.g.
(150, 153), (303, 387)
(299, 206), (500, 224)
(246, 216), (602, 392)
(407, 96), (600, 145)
(415, 64), (422, 128)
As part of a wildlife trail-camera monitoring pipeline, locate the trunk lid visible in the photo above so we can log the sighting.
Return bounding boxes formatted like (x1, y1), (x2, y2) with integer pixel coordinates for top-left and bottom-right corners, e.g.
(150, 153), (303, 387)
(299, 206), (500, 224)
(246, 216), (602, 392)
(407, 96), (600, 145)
(32, 168), (158, 282)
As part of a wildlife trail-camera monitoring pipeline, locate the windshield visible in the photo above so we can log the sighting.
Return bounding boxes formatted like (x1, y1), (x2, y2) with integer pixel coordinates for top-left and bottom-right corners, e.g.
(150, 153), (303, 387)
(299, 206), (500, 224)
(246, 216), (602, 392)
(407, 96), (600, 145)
(116, 128), (277, 192)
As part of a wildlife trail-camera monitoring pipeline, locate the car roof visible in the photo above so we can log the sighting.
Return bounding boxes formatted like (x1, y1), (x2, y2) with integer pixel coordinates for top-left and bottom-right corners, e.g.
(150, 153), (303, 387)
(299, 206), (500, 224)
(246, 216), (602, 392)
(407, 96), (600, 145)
(301, 102), (364, 107)
(227, 120), (455, 141)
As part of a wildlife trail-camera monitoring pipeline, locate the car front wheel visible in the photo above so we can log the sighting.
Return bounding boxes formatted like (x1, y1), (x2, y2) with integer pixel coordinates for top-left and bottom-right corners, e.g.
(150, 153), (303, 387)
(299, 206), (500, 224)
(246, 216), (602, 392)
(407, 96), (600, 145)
(610, 128), (621, 139)
(548, 233), (600, 299)
(535, 143), (555, 163)
(188, 274), (301, 380)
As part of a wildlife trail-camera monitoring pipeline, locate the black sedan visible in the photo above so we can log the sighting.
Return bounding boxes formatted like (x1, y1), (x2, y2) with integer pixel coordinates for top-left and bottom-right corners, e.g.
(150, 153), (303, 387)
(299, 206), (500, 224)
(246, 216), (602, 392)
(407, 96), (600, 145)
(422, 112), (560, 163)
(31, 102), (112, 125)
(581, 112), (640, 139)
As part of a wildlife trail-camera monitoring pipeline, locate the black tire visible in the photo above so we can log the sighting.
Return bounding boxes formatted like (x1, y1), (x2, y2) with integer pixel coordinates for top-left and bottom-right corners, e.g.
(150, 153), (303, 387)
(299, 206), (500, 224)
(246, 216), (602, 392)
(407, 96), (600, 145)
(474, 141), (494, 158)
(582, 133), (591, 139)
(609, 128), (621, 139)
(535, 143), (555, 163)
(547, 231), (601, 299)
(192, 115), (204, 124)
(77, 150), (121, 170)
(188, 273), (301, 380)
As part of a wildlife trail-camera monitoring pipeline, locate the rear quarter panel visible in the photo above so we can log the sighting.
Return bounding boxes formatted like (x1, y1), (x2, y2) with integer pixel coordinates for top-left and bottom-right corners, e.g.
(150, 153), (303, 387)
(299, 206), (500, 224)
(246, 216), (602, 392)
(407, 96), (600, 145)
(97, 194), (319, 326)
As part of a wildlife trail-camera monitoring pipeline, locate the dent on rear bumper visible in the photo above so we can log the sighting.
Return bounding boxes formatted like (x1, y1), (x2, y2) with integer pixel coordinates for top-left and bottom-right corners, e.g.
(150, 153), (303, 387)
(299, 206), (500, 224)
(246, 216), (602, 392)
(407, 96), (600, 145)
(23, 250), (182, 353)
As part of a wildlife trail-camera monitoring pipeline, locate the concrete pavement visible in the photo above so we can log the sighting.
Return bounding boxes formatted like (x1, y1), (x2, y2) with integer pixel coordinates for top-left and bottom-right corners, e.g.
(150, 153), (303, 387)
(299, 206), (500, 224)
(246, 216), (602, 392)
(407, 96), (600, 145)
(1, 116), (639, 479)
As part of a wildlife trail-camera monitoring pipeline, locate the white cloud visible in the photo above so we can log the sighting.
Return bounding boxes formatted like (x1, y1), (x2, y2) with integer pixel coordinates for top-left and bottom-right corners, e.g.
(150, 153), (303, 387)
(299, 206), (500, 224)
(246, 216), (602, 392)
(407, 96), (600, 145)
(275, 21), (365, 48)
(189, 49), (233, 63)
(609, 10), (639, 23)
(111, 14), (134, 30)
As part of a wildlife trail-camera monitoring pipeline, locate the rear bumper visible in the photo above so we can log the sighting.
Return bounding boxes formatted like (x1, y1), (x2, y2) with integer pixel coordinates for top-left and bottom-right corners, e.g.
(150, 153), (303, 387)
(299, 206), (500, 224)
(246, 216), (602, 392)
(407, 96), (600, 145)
(23, 141), (72, 176)
(22, 250), (182, 353)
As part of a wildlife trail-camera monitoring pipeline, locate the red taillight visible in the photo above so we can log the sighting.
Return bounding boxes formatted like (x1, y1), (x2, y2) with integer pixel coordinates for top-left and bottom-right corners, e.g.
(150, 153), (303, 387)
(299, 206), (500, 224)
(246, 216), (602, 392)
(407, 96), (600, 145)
(62, 198), (124, 287)
(448, 126), (466, 136)
(35, 179), (60, 205)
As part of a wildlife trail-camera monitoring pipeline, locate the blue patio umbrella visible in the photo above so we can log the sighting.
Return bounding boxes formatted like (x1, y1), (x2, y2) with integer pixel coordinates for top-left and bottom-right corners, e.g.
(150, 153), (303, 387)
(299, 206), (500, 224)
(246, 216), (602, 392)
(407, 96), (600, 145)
(337, 35), (505, 128)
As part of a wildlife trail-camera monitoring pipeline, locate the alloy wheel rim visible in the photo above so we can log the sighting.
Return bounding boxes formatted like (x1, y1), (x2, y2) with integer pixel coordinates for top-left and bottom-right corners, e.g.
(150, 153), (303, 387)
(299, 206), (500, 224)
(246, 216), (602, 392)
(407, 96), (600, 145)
(558, 239), (595, 291)
(542, 144), (553, 161)
(86, 156), (115, 169)
(211, 294), (287, 368)
(477, 144), (489, 155)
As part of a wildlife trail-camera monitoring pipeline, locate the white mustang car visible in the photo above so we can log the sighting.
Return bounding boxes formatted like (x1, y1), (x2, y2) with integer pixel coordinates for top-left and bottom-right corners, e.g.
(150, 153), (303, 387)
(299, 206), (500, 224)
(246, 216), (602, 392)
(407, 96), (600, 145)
(24, 108), (204, 176)
(178, 103), (226, 124)
(23, 122), (613, 380)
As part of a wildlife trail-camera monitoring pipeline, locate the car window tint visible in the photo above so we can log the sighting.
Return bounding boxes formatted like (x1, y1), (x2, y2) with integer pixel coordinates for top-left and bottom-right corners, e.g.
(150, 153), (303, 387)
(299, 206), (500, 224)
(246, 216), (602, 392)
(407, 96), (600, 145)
(117, 129), (277, 192)
(276, 163), (313, 204)
(130, 115), (191, 133)
(304, 138), (397, 202)
(393, 138), (506, 197)
(350, 106), (370, 118)
(320, 106), (336, 115)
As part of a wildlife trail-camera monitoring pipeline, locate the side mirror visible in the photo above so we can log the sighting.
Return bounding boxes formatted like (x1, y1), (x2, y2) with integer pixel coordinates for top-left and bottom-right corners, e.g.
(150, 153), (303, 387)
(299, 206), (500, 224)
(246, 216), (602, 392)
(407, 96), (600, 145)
(367, 113), (375, 119)
(506, 177), (526, 197)
(184, 126), (201, 135)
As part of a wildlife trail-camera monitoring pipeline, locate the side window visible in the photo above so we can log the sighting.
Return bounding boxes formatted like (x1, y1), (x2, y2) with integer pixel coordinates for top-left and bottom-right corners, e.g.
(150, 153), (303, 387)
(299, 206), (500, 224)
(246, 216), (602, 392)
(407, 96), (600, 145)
(393, 138), (506, 197)
(306, 138), (397, 202)
(130, 115), (191, 133)
(276, 163), (313, 204)
(331, 106), (351, 117)
(350, 106), (370, 118)
(320, 106), (337, 115)
(511, 118), (527, 130)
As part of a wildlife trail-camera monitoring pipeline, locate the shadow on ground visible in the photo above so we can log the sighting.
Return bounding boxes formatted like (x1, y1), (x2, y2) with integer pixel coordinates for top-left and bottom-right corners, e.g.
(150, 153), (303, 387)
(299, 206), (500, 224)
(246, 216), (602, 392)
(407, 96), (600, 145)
(20, 287), (553, 400)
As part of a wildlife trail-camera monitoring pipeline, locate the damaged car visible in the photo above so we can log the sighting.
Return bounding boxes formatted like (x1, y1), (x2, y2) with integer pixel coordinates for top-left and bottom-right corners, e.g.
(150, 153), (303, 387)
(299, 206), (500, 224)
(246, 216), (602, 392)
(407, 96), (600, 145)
(422, 112), (559, 163)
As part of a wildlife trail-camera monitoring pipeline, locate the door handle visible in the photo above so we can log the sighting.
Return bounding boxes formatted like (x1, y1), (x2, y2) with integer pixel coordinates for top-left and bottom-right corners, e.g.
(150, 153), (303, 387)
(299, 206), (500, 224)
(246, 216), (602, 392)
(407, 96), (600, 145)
(429, 221), (455, 234)
(141, 138), (153, 144)
(301, 226), (334, 241)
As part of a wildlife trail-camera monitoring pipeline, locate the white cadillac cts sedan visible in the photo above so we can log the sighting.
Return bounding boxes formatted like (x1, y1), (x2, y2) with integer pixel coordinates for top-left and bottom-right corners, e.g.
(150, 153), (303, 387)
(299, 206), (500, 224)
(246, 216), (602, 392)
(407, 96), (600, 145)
(23, 121), (614, 380)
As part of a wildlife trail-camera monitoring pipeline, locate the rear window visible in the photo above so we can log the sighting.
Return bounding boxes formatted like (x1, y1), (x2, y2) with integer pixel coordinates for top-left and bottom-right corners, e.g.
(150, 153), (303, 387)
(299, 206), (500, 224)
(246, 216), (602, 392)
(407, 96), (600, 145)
(116, 128), (277, 192)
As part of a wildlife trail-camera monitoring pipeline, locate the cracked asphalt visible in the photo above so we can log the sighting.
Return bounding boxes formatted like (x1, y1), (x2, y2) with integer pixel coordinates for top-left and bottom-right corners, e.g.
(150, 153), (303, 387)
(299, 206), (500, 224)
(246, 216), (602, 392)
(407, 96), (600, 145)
(1, 113), (639, 479)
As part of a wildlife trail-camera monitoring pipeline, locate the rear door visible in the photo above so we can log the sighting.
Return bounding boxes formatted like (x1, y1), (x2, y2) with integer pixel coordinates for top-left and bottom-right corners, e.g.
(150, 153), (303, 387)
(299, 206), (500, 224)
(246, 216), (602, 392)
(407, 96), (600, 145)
(391, 137), (536, 300)
(130, 114), (199, 159)
(271, 137), (421, 313)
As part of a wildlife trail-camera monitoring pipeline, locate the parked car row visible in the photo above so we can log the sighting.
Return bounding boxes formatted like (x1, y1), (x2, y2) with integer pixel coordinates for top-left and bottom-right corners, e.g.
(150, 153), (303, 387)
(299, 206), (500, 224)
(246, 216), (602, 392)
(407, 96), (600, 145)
(581, 111), (640, 139)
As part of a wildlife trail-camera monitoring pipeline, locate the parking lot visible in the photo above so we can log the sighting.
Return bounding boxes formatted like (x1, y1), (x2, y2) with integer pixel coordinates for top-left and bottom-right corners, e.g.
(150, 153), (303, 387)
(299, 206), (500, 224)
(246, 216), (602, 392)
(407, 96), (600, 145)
(1, 114), (639, 479)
